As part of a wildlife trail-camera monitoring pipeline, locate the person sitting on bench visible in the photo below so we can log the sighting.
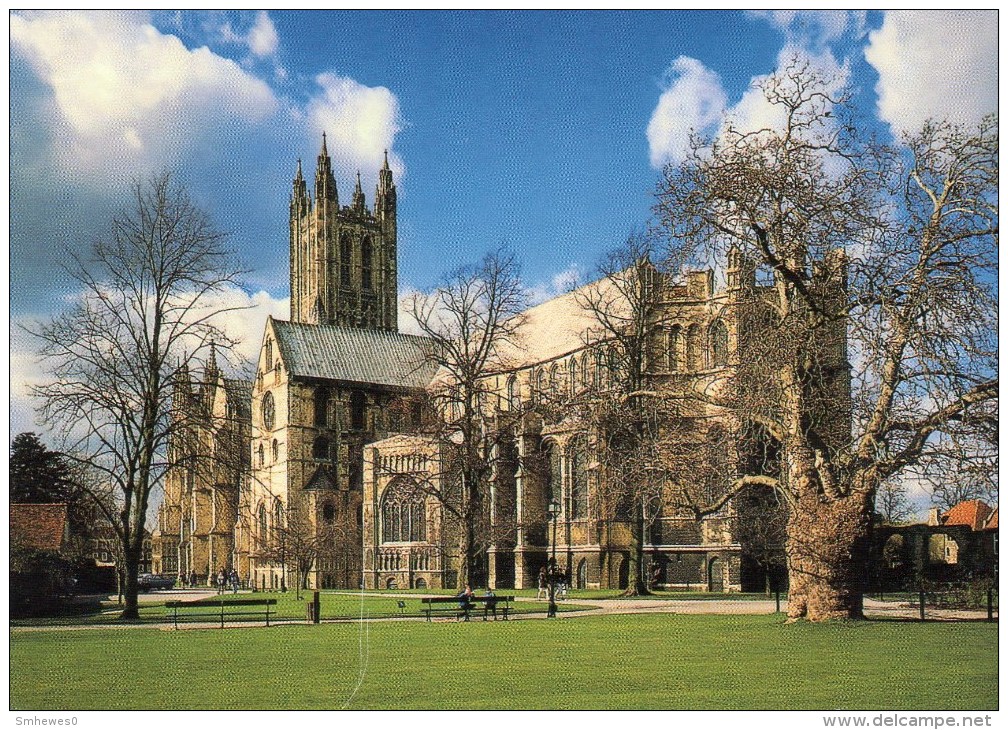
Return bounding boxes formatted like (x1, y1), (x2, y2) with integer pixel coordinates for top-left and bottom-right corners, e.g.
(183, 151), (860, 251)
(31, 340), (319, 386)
(483, 588), (497, 620)
(456, 585), (474, 621)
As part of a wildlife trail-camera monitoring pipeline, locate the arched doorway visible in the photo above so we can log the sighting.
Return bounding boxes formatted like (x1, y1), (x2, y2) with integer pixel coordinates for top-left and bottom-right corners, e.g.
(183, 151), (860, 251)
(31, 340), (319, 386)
(708, 557), (724, 592)
(617, 555), (629, 590)
(577, 558), (588, 590)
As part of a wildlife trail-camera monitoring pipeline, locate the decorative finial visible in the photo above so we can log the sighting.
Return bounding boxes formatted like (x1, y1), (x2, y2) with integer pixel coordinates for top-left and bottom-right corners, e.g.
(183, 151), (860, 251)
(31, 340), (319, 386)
(321, 131), (328, 156)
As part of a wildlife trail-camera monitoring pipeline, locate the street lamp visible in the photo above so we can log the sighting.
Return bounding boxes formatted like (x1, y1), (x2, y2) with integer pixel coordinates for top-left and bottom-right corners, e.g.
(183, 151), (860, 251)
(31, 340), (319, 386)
(547, 500), (561, 618)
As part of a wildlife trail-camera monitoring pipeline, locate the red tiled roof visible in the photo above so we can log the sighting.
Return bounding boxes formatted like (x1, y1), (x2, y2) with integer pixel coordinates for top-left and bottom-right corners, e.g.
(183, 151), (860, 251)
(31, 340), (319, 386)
(10, 503), (68, 552)
(942, 499), (994, 532)
(984, 507), (998, 531)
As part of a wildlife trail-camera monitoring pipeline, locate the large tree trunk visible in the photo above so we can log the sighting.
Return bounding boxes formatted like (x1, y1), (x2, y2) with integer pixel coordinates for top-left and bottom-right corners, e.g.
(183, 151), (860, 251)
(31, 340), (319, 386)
(786, 490), (873, 621)
(121, 547), (140, 620)
(457, 521), (474, 590)
(622, 502), (650, 596)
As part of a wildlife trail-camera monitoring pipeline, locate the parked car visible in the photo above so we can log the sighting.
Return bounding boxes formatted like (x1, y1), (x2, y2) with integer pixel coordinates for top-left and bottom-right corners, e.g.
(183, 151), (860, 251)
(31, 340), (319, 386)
(137, 573), (176, 592)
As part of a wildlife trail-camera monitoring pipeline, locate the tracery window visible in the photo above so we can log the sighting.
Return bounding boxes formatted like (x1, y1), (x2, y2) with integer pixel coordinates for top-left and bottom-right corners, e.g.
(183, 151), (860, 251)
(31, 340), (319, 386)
(380, 480), (426, 543)
(262, 391), (275, 430)
(258, 504), (268, 542)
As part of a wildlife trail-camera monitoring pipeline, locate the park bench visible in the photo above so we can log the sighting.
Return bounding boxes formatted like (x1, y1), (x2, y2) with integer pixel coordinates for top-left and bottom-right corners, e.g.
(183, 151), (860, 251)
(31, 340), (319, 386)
(420, 595), (513, 622)
(165, 598), (278, 629)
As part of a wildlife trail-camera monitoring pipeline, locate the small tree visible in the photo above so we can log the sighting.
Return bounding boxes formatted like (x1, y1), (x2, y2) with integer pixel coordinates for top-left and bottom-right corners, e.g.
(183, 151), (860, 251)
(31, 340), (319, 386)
(875, 478), (914, 524)
(30, 173), (243, 619)
(407, 250), (529, 589)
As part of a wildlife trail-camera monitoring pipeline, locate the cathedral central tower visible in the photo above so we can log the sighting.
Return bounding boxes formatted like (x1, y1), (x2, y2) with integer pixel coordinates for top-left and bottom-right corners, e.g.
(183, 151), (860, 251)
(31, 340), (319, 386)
(289, 134), (398, 331)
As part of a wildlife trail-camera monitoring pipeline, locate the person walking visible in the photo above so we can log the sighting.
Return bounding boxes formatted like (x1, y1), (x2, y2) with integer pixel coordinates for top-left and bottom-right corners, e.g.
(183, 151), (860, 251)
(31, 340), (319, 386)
(536, 566), (548, 601)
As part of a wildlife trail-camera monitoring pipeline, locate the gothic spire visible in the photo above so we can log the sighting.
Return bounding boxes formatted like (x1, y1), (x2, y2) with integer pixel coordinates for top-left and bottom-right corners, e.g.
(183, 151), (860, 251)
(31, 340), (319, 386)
(351, 170), (366, 213)
(315, 132), (337, 203)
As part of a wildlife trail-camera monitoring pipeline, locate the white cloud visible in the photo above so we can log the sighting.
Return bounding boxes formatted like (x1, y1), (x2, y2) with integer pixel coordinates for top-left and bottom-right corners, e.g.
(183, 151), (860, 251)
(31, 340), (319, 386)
(749, 11), (866, 50)
(526, 264), (583, 305)
(202, 287), (290, 372)
(10, 11), (277, 174)
(247, 11), (278, 58)
(865, 10), (997, 135)
(397, 285), (425, 336)
(8, 285), (290, 439)
(305, 73), (405, 181)
(727, 45), (849, 136)
(647, 47), (850, 169)
(646, 56), (727, 168)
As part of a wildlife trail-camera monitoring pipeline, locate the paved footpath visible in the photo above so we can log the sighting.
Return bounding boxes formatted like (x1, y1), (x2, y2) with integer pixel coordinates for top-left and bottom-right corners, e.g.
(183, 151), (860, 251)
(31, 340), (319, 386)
(10, 592), (994, 632)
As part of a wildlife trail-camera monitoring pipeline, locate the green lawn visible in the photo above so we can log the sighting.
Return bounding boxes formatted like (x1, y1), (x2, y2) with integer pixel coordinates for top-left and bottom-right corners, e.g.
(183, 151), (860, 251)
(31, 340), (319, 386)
(10, 614), (996, 710)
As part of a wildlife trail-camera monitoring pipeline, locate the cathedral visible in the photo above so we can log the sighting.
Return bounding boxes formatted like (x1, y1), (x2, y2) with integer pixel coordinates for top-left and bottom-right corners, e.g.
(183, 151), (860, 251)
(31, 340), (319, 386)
(156, 135), (846, 592)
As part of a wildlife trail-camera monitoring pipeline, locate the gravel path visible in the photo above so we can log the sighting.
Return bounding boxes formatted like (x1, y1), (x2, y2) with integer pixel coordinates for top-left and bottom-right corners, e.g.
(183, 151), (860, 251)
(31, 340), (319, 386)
(10, 592), (994, 632)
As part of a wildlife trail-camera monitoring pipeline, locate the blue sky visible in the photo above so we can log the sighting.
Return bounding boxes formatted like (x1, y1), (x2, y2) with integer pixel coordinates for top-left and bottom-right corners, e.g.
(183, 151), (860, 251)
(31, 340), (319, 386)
(8, 10), (998, 457)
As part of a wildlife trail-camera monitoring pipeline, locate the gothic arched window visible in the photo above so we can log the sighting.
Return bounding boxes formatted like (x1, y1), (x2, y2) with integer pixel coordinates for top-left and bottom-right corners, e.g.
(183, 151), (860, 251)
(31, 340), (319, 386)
(262, 391), (275, 430)
(709, 320), (729, 368)
(570, 437), (588, 519)
(271, 439), (279, 463)
(381, 481), (426, 543)
(257, 443), (265, 468)
(274, 501), (285, 533)
(569, 356), (578, 395)
(313, 436), (330, 461)
(350, 391), (366, 430)
(265, 338), (273, 370)
(361, 237), (373, 291)
(258, 504), (268, 542)
(668, 325), (683, 371)
(340, 234), (352, 287)
(686, 324), (702, 371)
(507, 375), (519, 411)
(314, 387), (329, 427)
(322, 502), (336, 525)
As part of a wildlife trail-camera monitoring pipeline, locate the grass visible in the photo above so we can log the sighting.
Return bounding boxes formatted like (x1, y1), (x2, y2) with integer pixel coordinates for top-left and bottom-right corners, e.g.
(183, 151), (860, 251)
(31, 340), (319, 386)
(10, 614), (996, 710)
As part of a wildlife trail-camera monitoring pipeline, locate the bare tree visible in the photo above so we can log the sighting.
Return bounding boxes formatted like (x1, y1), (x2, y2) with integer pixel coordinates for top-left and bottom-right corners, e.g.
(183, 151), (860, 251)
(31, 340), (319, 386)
(917, 432), (998, 513)
(653, 59), (997, 620)
(874, 478), (914, 524)
(29, 173), (243, 619)
(407, 249), (529, 589)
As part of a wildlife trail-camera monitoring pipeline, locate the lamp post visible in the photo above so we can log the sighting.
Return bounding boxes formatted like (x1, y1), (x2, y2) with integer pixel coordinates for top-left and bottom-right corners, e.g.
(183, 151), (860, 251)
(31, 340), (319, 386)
(547, 500), (561, 618)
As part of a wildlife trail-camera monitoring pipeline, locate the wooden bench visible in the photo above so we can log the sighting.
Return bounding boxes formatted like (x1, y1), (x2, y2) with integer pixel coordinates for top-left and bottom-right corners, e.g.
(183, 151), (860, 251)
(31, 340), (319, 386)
(165, 598), (278, 629)
(420, 595), (513, 622)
